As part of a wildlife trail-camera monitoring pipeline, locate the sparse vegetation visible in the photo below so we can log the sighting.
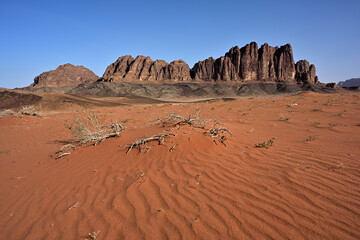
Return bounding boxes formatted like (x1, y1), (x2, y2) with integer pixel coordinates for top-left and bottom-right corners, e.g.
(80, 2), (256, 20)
(328, 122), (340, 127)
(280, 114), (291, 121)
(0, 109), (16, 119)
(204, 121), (233, 146)
(66, 111), (126, 145)
(297, 161), (315, 169)
(0, 150), (10, 155)
(286, 103), (298, 107)
(155, 108), (206, 129)
(126, 109), (233, 154)
(0, 106), (41, 119)
(255, 138), (275, 148)
(306, 136), (315, 141)
(121, 119), (129, 123)
(126, 131), (175, 154)
(57, 111), (126, 159)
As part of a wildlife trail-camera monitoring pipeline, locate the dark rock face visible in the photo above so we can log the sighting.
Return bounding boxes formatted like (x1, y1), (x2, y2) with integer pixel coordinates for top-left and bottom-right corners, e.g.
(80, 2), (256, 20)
(295, 60), (317, 84)
(258, 43), (277, 81)
(102, 56), (191, 82)
(273, 44), (296, 82)
(32, 64), (99, 88)
(191, 57), (215, 81)
(102, 42), (318, 85)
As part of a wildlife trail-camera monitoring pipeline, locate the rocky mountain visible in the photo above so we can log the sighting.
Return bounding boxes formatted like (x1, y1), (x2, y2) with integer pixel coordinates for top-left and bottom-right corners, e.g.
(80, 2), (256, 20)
(32, 64), (99, 88)
(102, 56), (191, 82)
(338, 78), (360, 87)
(101, 42), (318, 85)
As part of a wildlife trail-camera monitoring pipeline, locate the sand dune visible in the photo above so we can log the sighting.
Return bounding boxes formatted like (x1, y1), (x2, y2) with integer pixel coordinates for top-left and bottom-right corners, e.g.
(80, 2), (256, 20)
(0, 92), (359, 239)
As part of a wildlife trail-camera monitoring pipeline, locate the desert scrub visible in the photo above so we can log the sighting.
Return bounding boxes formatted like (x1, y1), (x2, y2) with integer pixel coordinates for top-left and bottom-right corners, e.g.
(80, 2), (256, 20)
(0, 106), (41, 119)
(255, 138), (275, 148)
(280, 114), (291, 121)
(328, 122), (340, 127)
(67, 111), (126, 145)
(306, 136), (315, 141)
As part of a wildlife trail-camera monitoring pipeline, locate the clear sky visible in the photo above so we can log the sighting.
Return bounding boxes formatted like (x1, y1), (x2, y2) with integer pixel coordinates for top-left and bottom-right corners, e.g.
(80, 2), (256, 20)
(0, 0), (359, 88)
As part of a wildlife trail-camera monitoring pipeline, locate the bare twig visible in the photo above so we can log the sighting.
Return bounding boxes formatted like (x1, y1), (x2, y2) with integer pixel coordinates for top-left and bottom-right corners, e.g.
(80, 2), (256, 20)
(204, 121), (233, 146)
(126, 131), (175, 154)
(87, 231), (100, 240)
(55, 144), (75, 154)
(155, 108), (206, 129)
(66, 202), (78, 211)
(169, 145), (177, 152)
(56, 152), (70, 159)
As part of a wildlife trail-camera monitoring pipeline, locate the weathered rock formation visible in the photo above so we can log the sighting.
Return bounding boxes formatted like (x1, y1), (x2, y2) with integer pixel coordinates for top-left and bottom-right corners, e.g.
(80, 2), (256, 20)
(102, 56), (191, 82)
(101, 42), (318, 85)
(295, 60), (317, 84)
(32, 63), (99, 88)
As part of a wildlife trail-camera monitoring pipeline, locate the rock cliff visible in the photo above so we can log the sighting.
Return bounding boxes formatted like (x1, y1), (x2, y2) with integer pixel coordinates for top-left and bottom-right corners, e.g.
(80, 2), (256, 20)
(100, 42), (318, 84)
(102, 56), (191, 82)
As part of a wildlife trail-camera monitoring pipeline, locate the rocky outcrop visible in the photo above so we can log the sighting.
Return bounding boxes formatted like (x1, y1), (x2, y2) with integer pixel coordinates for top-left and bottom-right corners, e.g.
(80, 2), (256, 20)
(295, 60), (317, 84)
(258, 43), (277, 81)
(101, 42), (319, 85)
(102, 56), (191, 82)
(32, 64), (99, 88)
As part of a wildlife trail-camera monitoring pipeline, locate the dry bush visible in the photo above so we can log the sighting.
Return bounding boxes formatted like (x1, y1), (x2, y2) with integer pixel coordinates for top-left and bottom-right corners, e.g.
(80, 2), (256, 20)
(0, 109), (15, 119)
(204, 121), (233, 146)
(126, 131), (175, 154)
(18, 106), (41, 116)
(155, 108), (206, 129)
(255, 138), (275, 148)
(0, 105), (41, 119)
(67, 111), (126, 145)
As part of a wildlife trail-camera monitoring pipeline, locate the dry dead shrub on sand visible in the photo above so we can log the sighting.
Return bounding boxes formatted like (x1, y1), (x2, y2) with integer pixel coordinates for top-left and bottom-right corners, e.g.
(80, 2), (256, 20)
(126, 131), (176, 154)
(156, 109), (232, 146)
(56, 111), (126, 159)
(0, 105), (41, 119)
(68, 111), (126, 145)
(126, 109), (233, 154)
(0, 109), (16, 119)
(155, 108), (207, 129)
(204, 120), (233, 146)
(18, 105), (41, 117)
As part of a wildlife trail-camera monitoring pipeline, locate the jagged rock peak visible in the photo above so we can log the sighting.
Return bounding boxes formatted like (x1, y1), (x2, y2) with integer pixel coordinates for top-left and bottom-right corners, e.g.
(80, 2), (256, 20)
(32, 63), (99, 88)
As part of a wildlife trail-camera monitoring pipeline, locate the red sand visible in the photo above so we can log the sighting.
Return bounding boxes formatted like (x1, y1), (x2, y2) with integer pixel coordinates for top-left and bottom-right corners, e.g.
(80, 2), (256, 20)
(1, 92), (360, 239)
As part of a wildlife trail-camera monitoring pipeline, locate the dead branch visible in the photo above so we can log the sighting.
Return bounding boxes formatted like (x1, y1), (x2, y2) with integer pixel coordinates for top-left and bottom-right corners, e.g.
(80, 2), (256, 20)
(204, 121), (233, 146)
(56, 152), (71, 159)
(156, 108), (207, 129)
(55, 144), (75, 154)
(126, 131), (175, 154)
(66, 202), (78, 211)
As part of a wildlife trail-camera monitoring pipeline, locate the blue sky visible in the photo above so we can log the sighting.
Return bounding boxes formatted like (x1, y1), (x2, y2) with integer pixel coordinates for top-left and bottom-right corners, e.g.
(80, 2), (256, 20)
(0, 0), (359, 88)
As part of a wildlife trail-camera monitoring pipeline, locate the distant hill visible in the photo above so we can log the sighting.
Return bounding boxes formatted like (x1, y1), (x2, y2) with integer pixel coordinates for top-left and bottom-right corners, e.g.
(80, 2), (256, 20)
(338, 78), (360, 87)
(31, 64), (99, 88)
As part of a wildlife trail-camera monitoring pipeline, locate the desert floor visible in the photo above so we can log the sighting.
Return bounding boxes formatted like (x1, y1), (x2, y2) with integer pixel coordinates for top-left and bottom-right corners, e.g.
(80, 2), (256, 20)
(0, 92), (360, 239)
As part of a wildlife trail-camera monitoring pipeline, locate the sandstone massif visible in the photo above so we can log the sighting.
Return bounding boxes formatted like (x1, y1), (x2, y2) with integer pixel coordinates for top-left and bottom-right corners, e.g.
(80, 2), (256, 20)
(32, 63), (99, 88)
(101, 42), (318, 85)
